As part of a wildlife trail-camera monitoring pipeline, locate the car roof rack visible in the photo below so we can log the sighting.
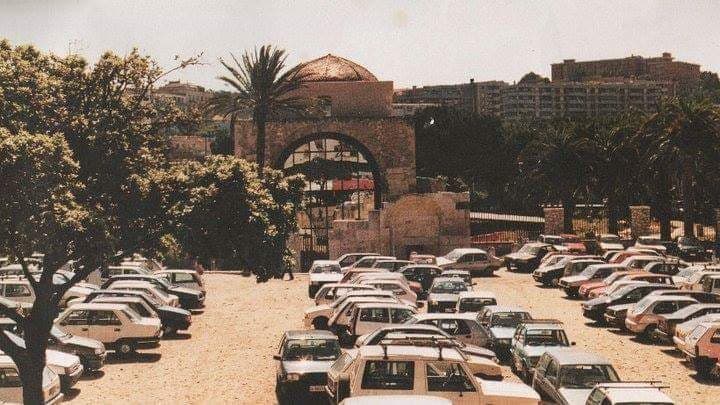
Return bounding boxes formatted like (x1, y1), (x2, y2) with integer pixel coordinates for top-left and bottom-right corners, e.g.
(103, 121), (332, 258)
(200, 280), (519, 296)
(374, 336), (467, 361)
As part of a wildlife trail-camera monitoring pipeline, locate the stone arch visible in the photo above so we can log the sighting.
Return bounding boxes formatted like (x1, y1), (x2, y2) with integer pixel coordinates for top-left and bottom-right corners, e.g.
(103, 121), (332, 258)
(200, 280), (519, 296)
(274, 131), (385, 209)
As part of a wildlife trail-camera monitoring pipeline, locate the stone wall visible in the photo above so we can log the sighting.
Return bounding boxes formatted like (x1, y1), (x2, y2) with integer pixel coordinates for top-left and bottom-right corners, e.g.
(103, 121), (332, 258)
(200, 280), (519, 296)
(629, 205), (651, 237)
(293, 81), (394, 118)
(235, 117), (416, 200)
(327, 192), (470, 260)
(543, 207), (564, 235)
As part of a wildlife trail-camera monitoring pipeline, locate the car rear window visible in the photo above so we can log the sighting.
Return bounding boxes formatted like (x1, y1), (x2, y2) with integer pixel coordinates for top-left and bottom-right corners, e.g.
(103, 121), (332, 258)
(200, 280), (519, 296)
(361, 360), (414, 390)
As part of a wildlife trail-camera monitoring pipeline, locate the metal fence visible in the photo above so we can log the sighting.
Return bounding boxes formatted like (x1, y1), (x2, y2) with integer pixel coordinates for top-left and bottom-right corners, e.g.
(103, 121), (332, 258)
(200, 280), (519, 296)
(470, 212), (544, 255)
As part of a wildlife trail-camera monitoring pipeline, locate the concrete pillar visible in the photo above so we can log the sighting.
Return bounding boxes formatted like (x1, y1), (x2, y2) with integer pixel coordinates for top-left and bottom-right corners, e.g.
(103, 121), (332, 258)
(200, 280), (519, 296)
(543, 207), (564, 235)
(629, 205), (651, 238)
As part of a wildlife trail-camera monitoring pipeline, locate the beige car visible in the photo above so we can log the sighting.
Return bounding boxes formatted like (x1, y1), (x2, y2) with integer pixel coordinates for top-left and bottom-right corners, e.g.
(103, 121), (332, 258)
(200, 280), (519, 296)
(0, 355), (63, 404)
(326, 343), (540, 405)
(624, 295), (698, 337)
(313, 283), (376, 306)
(104, 280), (179, 307)
(303, 291), (396, 330)
(359, 279), (417, 305)
(436, 248), (503, 277)
(55, 303), (162, 354)
(347, 302), (417, 337)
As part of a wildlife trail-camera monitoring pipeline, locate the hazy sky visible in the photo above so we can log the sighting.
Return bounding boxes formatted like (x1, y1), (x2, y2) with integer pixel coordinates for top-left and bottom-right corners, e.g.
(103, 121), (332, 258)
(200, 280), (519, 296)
(2, 0), (720, 90)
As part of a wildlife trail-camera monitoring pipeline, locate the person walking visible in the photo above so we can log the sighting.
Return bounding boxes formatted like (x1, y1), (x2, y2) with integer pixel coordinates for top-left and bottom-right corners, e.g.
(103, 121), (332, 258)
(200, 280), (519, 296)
(282, 265), (294, 281)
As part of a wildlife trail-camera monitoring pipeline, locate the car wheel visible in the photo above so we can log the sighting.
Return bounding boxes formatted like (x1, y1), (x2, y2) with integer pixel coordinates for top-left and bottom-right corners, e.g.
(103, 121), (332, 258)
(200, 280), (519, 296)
(117, 341), (135, 355)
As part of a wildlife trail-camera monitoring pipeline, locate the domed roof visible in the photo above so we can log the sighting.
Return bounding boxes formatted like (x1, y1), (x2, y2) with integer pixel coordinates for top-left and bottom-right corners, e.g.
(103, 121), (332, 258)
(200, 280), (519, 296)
(298, 54), (378, 82)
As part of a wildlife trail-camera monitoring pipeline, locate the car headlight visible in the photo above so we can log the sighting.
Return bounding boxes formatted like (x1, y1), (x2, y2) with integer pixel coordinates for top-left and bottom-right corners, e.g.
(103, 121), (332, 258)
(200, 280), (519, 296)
(429, 300), (438, 305)
(286, 373), (301, 381)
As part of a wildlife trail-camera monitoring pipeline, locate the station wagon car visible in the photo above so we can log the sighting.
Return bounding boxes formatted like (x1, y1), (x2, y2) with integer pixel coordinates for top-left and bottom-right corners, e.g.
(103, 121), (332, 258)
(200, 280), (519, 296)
(274, 330), (341, 401)
(436, 248), (502, 277)
(652, 303), (720, 342)
(427, 278), (471, 313)
(585, 382), (674, 405)
(55, 303), (162, 354)
(0, 355), (63, 404)
(510, 320), (571, 382)
(325, 343), (540, 405)
(478, 305), (533, 359)
(455, 291), (497, 313)
(314, 283), (377, 306)
(347, 302), (417, 338)
(407, 313), (490, 348)
(532, 348), (620, 405)
(308, 260), (343, 298)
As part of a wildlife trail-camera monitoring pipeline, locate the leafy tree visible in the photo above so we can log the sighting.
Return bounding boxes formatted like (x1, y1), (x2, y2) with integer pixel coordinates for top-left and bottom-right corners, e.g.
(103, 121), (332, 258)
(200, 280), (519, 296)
(208, 45), (311, 176)
(640, 97), (720, 237)
(156, 156), (304, 280)
(699, 71), (720, 102)
(518, 72), (550, 84)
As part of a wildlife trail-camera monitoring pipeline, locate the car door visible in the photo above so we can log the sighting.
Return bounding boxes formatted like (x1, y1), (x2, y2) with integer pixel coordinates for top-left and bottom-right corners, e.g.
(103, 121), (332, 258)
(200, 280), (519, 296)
(355, 308), (389, 336)
(89, 310), (124, 344)
(542, 359), (562, 403)
(423, 360), (478, 405)
(58, 309), (92, 338)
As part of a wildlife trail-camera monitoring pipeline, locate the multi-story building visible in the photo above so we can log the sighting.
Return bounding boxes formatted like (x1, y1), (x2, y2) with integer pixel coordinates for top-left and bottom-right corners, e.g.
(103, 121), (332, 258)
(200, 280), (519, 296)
(152, 80), (214, 108)
(501, 80), (672, 120)
(393, 80), (508, 115)
(551, 52), (700, 94)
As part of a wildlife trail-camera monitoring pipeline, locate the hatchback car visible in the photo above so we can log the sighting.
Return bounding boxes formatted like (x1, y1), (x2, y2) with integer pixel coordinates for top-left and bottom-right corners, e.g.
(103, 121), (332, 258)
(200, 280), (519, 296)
(427, 277), (471, 313)
(436, 248), (502, 277)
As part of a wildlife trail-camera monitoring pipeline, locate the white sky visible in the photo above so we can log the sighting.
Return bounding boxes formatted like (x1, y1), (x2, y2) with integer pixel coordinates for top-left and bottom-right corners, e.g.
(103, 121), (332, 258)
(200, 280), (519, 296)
(2, 0), (719, 90)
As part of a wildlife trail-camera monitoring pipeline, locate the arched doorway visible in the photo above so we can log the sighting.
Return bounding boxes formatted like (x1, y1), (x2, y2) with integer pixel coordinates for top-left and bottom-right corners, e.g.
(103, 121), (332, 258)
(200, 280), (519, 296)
(276, 133), (384, 270)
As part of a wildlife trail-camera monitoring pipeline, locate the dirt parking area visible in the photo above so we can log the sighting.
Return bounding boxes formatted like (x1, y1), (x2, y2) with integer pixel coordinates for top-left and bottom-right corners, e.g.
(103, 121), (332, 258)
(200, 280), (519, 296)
(65, 271), (718, 404)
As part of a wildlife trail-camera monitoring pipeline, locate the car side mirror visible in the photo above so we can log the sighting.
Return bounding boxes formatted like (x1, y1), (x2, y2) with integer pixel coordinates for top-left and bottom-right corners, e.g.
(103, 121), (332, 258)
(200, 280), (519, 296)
(273, 354), (281, 361)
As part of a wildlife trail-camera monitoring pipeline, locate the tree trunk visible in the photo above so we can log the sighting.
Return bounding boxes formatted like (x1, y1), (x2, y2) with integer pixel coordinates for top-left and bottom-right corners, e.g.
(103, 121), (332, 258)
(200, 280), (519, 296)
(19, 296), (52, 404)
(681, 159), (695, 237)
(607, 201), (619, 234)
(255, 116), (266, 178)
(562, 199), (575, 234)
(19, 352), (45, 404)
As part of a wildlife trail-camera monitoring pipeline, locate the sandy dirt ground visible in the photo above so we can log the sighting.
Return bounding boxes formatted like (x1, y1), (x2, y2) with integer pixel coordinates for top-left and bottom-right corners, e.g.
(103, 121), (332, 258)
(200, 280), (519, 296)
(65, 271), (719, 404)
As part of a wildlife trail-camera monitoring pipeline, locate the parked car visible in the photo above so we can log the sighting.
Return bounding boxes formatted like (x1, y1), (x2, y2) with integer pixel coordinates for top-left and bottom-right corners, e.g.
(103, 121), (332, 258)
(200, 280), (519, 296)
(623, 295), (699, 339)
(456, 291), (497, 313)
(618, 255), (664, 271)
(531, 348), (620, 405)
(408, 254), (437, 265)
(46, 325), (106, 372)
(344, 256), (395, 272)
(55, 303), (162, 354)
(588, 273), (674, 299)
(578, 271), (645, 299)
(534, 258), (603, 287)
(560, 234), (586, 253)
(351, 273), (422, 295)
(353, 324), (496, 362)
(679, 269), (720, 291)
(359, 279), (417, 306)
(539, 234), (565, 249)
(0, 355), (63, 404)
(676, 322), (720, 377)
(672, 313), (720, 349)
(585, 382), (674, 405)
(427, 277), (471, 313)
(328, 296), (403, 340)
(478, 305), (533, 359)
(510, 319), (572, 382)
(642, 260), (683, 276)
(440, 269), (472, 285)
(3, 331), (83, 392)
(336, 253), (379, 269)
(597, 234), (625, 252)
(436, 248), (502, 277)
(558, 264), (626, 297)
(313, 283), (376, 306)
(652, 303), (720, 342)
(504, 242), (555, 273)
(308, 260), (343, 298)
(407, 313), (490, 348)
(102, 274), (203, 309)
(675, 236), (709, 262)
(102, 280), (179, 307)
(399, 265), (444, 297)
(346, 302), (417, 339)
(153, 269), (205, 294)
(303, 290), (396, 330)
(82, 289), (191, 335)
(325, 343), (540, 404)
(372, 260), (414, 272)
(634, 236), (667, 254)
(604, 290), (717, 330)
(582, 283), (675, 323)
(274, 330), (341, 402)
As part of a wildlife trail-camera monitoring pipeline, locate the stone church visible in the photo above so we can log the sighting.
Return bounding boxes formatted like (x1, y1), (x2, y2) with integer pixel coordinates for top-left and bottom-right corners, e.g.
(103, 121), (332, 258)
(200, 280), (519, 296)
(234, 54), (470, 270)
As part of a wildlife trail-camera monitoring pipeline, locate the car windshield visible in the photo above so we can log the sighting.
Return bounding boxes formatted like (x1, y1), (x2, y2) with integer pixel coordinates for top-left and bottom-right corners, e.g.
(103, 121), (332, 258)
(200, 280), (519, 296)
(580, 265), (605, 277)
(679, 237), (700, 246)
(311, 264), (341, 273)
(559, 364), (619, 388)
(51, 326), (72, 340)
(431, 281), (468, 294)
(525, 329), (568, 346)
(123, 307), (141, 321)
(518, 245), (541, 255)
(678, 267), (701, 279)
(600, 235), (620, 243)
(490, 312), (530, 327)
(283, 338), (341, 361)
(639, 237), (662, 245)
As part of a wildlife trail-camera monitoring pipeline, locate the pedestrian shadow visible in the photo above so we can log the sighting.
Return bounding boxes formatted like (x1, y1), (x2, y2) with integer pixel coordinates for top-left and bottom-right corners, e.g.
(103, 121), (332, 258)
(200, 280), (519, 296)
(106, 352), (162, 364)
(80, 370), (105, 381)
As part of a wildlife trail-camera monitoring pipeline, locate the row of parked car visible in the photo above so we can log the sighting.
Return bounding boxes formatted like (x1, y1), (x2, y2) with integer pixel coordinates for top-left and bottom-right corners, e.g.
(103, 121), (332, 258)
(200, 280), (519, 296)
(273, 249), (675, 405)
(509, 233), (720, 383)
(0, 255), (206, 404)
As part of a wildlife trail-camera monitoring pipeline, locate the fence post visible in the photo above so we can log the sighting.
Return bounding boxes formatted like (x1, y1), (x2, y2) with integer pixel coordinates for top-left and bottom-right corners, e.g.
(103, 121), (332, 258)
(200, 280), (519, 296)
(629, 205), (651, 239)
(543, 206), (564, 235)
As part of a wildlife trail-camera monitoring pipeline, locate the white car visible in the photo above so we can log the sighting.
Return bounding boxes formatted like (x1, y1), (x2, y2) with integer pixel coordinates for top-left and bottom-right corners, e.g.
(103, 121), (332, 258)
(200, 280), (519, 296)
(103, 280), (179, 307)
(346, 302), (417, 337)
(303, 290), (396, 330)
(313, 283), (376, 306)
(634, 236), (667, 254)
(308, 260), (343, 298)
(0, 355), (63, 404)
(359, 279), (417, 305)
(597, 234), (624, 252)
(4, 332), (83, 392)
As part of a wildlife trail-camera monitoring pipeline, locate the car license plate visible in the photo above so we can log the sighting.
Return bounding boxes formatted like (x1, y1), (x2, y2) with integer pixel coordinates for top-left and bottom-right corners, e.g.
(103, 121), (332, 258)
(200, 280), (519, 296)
(309, 385), (325, 392)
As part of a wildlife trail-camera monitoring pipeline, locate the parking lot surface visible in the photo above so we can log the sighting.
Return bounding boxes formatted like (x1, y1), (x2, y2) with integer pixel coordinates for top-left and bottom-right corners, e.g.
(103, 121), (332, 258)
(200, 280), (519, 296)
(66, 271), (719, 404)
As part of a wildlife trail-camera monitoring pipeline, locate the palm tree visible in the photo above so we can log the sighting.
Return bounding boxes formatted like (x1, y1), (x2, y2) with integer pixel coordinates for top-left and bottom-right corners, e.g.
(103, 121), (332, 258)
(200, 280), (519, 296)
(522, 119), (594, 232)
(640, 97), (720, 237)
(208, 45), (310, 174)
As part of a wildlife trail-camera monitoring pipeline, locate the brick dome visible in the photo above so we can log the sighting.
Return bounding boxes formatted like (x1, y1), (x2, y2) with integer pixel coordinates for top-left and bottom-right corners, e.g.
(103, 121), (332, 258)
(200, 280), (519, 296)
(297, 54), (378, 82)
